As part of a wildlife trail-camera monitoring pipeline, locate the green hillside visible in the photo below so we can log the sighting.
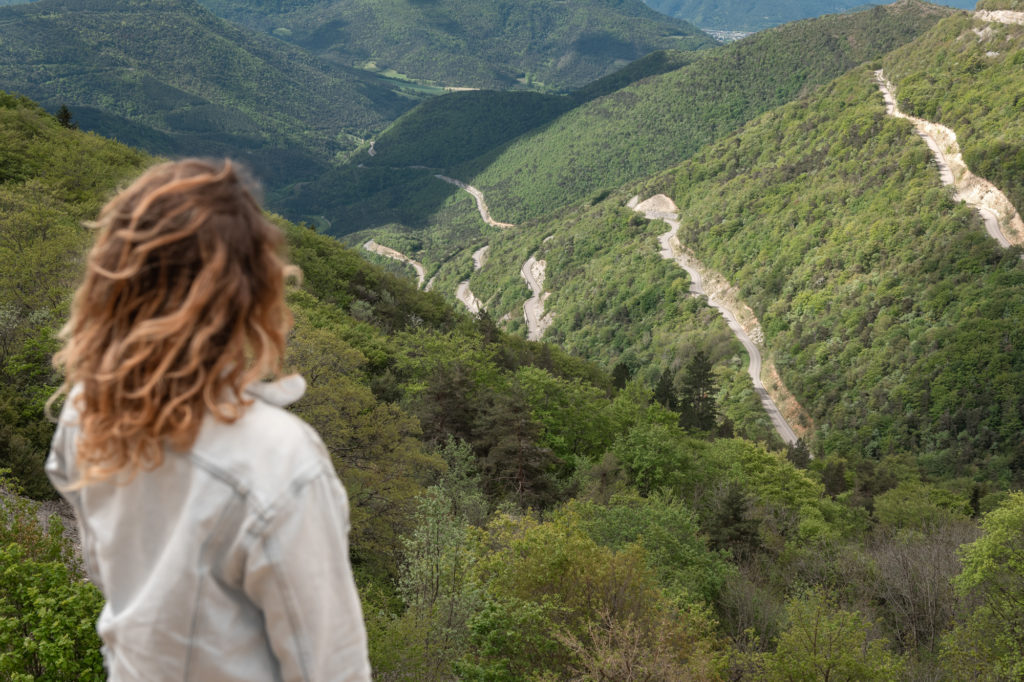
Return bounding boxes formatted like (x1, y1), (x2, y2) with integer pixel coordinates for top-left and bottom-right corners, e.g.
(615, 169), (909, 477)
(464, 0), (952, 224)
(299, 0), (949, 248)
(5, 81), (1024, 679)
(195, 0), (715, 91)
(643, 0), (975, 31)
(0, 92), (152, 497)
(276, 48), (703, 230)
(882, 10), (1024, 212)
(470, 61), (1024, 487)
(0, 0), (415, 196)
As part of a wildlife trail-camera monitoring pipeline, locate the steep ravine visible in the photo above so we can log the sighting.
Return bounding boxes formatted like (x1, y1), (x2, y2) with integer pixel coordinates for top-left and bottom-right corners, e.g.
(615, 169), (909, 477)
(630, 194), (805, 446)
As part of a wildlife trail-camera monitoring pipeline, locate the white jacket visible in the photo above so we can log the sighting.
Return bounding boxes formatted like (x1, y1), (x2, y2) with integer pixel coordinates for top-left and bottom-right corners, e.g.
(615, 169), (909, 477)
(46, 376), (372, 681)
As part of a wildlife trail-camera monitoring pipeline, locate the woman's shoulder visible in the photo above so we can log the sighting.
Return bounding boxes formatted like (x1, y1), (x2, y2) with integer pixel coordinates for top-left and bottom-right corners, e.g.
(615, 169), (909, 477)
(190, 375), (333, 507)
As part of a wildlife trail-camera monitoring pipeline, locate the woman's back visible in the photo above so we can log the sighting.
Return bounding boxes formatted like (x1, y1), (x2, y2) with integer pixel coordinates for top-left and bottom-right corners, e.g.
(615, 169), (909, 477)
(48, 160), (370, 680)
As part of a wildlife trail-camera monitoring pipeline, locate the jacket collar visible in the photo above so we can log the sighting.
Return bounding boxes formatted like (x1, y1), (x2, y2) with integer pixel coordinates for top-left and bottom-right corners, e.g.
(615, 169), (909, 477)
(243, 374), (306, 408)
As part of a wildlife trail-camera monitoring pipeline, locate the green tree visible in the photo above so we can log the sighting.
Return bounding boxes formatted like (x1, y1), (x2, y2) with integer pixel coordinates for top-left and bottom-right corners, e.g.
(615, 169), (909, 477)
(653, 367), (677, 411)
(786, 438), (811, 469)
(678, 350), (718, 432)
(0, 544), (105, 680)
(757, 587), (904, 681)
(55, 104), (76, 130)
(474, 388), (558, 508)
(611, 361), (632, 389)
(942, 492), (1024, 679)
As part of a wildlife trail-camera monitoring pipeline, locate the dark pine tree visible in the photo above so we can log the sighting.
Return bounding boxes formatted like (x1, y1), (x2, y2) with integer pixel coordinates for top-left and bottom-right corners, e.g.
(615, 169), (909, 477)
(786, 438), (811, 469)
(822, 459), (848, 498)
(653, 367), (677, 411)
(611, 361), (632, 390)
(707, 484), (762, 562)
(474, 388), (557, 509)
(678, 350), (717, 431)
(413, 362), (479, 448)
(55, 104), (77, 129)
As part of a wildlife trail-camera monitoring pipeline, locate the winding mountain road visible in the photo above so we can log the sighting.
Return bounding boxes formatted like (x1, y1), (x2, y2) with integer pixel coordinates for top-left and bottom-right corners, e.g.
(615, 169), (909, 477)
(455, 245), (490, 314)
(363, 239), (427, 289)
(521, 254), (554, 342)
(434, 175), (516, 228)
(875, 70), (1024, 249)
(632, 195), (800, 446)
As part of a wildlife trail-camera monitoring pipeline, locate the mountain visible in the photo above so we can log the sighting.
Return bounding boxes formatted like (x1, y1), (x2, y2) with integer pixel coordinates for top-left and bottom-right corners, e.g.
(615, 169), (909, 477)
(193, 0), (716, 90)
(0, 0), (415, 196)
(7, 7), (1024, 675)
(458, 6), (1024, 485)
(882, 6), (1024, 212)
(643, 0), (976, 32)
(459, 0), (951, 224)
(289, 1), (948, 253)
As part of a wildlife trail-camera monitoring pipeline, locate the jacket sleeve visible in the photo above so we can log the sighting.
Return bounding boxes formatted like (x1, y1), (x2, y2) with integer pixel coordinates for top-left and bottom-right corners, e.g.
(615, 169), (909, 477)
(242, 467), (371, 682)
(44, 407), (106, 594)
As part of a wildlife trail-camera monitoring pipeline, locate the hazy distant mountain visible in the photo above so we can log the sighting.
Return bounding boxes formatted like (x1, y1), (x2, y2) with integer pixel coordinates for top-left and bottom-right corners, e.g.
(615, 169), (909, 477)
(643, 0), (975, 31)
(0, 0), (414, 194)
(195, 0), (716, 90)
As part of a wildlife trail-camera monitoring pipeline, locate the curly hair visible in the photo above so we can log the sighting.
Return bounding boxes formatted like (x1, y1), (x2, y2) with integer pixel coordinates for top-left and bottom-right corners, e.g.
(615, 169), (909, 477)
(52, 158), (299, 486)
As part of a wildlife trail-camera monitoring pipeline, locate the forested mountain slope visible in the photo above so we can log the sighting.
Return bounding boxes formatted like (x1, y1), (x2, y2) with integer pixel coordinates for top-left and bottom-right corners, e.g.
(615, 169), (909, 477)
(0, 87), (832, 679)
(194, 0), (715, 90)
(468, 57), (1024, 489)
(5, 77), (1024, 679)
(643, 0), (974, 31)
(306, 0), (948, 246)
(0, 0), (414, 198)
(461, 0), (951, 224)
(882, 9), (1024, 214)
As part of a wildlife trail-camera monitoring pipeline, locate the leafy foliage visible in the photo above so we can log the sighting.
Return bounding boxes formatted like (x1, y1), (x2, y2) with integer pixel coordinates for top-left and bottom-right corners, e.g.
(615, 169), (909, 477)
(1, 473), (104, 680)
(883, 12), (1024, 215)
(649, 66), (1024, 482)
(943, 492), (1024, 679)
(461, 1), (950, 225)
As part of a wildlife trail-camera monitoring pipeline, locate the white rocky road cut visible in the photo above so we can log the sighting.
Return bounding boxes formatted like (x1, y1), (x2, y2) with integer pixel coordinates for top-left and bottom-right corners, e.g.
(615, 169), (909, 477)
(362, 239), (427, 289)
(520, 254), (554, 342)
(631, 194), (802, 446)
(974, 9), (1024, 25)
(875, 70), (1024, 249)
(434, 175), (516, 228)
(455, 245), (490, 314)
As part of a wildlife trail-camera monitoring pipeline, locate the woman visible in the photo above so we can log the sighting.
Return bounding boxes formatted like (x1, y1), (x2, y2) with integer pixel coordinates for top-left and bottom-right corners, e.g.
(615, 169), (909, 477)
(46, 158), (371, 681)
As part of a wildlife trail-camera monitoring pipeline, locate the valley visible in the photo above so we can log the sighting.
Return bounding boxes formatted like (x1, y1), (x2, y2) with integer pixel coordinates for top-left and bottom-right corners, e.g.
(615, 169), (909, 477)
(4, 1), (1024, 679)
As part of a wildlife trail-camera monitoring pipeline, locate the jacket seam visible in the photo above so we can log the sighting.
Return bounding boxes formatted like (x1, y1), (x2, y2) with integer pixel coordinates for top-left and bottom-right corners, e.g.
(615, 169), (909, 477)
(261, 529), (313, 682)
(182, 498), (236, 681)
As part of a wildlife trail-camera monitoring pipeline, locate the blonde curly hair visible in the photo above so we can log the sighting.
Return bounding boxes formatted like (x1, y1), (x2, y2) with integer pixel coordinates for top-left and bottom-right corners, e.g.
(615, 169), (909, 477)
(52, 158), (298, 485)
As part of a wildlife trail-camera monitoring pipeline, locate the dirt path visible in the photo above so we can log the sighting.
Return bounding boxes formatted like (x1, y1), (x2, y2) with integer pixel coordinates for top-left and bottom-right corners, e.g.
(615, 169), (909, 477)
(363, 239), (427, 289)
(520, 254), (554, 342)
(434, 175), (516, 228)
(974, 9), (1024, 25)
(455, 245), (490, 314)
(631, 194), (805, 446)
(875, 70), (1024, 248)
(472, 244), (490, 270)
